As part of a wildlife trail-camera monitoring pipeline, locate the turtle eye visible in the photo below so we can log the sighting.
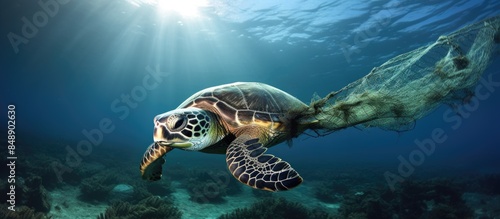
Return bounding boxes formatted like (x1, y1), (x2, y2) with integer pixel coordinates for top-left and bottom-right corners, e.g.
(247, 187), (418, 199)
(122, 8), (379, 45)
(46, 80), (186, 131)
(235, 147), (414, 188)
(168, 115), (187, 131)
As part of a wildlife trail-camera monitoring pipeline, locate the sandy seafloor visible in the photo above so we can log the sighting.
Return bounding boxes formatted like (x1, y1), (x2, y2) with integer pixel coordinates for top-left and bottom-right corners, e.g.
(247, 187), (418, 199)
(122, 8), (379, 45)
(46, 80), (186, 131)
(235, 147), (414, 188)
(47, 181), (339, 219)
(1, 133), (499, 219)
(46, 176), (500, 219)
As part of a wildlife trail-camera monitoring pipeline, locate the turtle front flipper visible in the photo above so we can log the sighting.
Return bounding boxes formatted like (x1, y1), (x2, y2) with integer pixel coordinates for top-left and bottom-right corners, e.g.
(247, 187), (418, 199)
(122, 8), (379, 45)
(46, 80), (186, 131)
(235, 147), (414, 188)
(140, 142), (173, 181)
(226, 133), (303, 191)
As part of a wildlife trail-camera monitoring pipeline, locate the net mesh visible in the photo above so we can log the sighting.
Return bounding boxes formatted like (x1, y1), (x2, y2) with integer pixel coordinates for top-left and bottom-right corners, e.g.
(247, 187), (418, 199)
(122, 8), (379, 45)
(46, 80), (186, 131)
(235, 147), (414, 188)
(308, 16), (500, 133)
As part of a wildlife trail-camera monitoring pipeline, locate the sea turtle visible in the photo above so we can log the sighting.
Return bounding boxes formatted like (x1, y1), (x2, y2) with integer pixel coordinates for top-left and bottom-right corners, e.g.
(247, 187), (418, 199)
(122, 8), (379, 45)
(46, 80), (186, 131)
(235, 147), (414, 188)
(140, 82), (321, 191)
(138, 17), (500, 192)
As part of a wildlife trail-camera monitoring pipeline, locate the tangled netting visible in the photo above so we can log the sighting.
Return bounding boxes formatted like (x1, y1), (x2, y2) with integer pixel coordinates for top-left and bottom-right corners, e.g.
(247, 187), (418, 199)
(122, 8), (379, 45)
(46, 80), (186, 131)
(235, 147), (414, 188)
(308, 16), (500, 133)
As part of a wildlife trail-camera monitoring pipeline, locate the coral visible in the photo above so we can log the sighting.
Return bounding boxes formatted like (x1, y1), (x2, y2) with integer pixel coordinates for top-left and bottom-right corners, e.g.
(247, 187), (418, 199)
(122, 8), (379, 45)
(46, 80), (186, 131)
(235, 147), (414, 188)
(130, 180), (172, 204)
(495, 28), (500, 43)
(218, 197), (335, 219)
(182, 169), (241, 204)
(391, 180), (428, 218)
(128, 186), (151, 203)
(1, 176), (51, 214)
(337, 179), (473, 219)
(20, 153), (75, 189)
(385, 179), (472, 219)
(97, 196), (181, 219)
(312, 171), (380, 205)
(313, 179), (351, 203)
(22, 176), (51, 213)
(463, 192), (500, 219)
(338, 190), (392, 219)
(475, 174), (500, 195)
(79, 170), (118, 202)
(0, 181), (49, 219)
(188, 181), (226, 204)
(15, 137), (96, 189)
(0, 205), (49, 219)
(74, 162), (108, 183)
(427, 202), (471, 219)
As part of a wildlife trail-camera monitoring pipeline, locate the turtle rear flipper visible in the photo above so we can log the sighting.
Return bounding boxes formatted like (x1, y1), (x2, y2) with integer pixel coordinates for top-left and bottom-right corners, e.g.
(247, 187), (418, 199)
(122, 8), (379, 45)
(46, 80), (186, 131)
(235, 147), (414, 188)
(226, 130), (303, 191)
(140, 142), (173, 181)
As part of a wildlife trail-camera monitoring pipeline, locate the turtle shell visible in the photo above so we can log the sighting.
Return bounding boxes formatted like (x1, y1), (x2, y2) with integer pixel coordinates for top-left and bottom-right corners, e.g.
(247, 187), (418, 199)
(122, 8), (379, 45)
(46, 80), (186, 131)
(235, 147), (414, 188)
(178, 82), (309, 134)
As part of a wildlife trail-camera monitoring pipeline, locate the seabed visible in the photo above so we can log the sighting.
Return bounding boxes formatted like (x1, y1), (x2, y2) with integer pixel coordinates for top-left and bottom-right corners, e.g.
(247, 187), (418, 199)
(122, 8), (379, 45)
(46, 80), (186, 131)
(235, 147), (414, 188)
(1, 136), (499, 219)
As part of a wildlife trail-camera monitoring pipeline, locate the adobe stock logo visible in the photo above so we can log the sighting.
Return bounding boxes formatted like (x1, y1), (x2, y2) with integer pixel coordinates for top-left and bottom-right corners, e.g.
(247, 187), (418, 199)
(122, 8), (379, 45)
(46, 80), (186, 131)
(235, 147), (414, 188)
(7, 0), (70, 54)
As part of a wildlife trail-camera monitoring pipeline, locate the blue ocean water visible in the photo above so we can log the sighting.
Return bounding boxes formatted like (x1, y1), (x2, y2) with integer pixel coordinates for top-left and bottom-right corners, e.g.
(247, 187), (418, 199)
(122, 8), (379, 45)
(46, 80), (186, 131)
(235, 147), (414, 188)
(1, 0), (500, 218)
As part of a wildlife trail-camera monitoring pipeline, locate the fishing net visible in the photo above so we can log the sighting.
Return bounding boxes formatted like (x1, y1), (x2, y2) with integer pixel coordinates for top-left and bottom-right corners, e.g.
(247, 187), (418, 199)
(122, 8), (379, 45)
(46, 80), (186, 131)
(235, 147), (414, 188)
(309, 15), (500, 133)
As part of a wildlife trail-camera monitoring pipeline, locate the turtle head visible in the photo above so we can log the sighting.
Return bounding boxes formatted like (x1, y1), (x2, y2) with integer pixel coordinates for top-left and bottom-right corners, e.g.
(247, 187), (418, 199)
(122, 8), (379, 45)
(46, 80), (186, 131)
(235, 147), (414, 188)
(153, 108), (223, 151)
